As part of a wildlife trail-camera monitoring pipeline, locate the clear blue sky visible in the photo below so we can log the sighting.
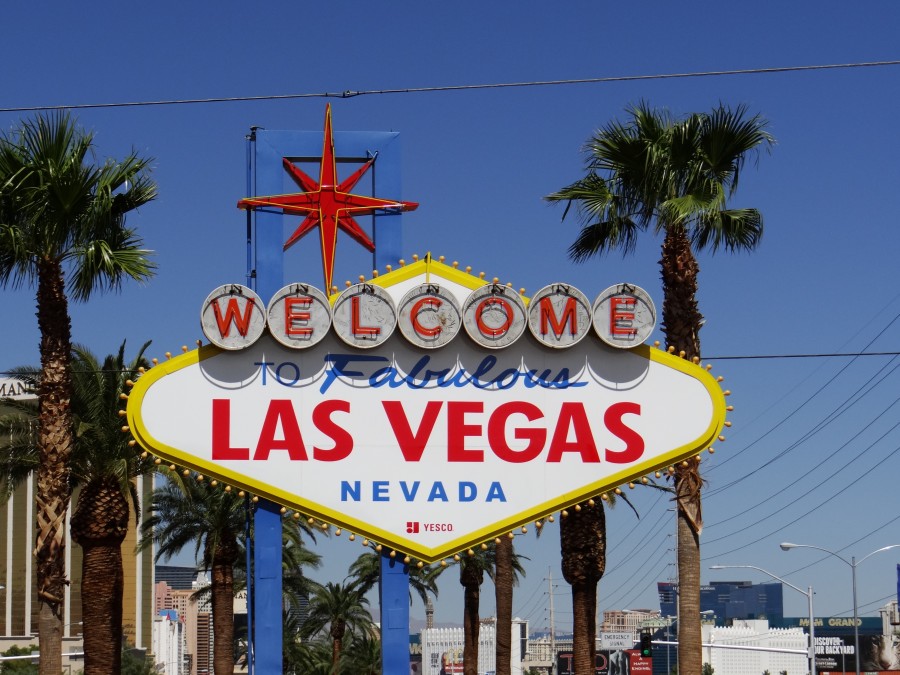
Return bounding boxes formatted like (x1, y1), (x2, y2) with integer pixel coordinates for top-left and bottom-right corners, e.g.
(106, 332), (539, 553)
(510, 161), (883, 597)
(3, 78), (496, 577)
(2, 1), (900, 631)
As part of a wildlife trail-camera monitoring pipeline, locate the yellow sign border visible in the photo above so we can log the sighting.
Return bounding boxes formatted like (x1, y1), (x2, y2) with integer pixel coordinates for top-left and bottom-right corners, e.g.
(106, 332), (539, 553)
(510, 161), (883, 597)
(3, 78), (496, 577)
(128, 260), (726, 562)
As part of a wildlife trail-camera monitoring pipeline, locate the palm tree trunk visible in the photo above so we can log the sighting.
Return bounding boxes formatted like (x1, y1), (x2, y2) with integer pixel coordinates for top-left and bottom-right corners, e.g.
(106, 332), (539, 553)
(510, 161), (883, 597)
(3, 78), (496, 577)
(676, 505), (702, 675)
(560, 502), (606, 675)
(461, 568), (481, 675)
(494, 536), (513, 675)
(661, 226), (704, 675)
(332, 634), (342, 675)
(211, 548), (236, 675)
(71, 476), (130, 675)
(571, 581), (596, 675)
(81, 543), (124, 673)
(35, 259), (74, 675)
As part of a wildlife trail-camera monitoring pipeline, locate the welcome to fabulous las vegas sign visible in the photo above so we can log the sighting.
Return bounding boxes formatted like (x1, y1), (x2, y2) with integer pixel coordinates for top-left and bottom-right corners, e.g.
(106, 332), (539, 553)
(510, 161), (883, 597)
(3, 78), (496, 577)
(127, 256), (727, 563)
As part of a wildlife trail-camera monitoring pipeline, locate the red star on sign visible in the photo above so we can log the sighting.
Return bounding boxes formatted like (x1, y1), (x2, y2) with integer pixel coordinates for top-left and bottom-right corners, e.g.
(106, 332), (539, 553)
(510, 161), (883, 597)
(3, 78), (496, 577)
(237, 104), (418, 291)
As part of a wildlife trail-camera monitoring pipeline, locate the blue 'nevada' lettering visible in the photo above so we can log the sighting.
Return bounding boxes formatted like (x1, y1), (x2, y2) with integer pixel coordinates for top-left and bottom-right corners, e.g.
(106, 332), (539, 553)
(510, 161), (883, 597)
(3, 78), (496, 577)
(340, 480), (507, 503)
(319, 354), (585, 394)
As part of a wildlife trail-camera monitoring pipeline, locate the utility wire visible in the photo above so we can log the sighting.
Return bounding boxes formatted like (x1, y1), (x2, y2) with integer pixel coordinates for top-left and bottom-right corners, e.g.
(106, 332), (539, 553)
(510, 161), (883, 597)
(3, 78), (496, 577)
(1, 60), (899, 113)
(4, 349), (900, 378)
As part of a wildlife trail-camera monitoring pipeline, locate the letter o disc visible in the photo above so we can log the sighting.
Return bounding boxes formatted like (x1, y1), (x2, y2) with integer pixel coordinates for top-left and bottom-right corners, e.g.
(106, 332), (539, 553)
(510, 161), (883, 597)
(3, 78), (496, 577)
(397, 283), (462, 349)
(200, 284), (266, 350)
(462, 285), (527, 349)
(527, 283), (592, 348)
(593, 283), (657, 348)
(266, 283), (333, 349)
(333, 283), (397, 349)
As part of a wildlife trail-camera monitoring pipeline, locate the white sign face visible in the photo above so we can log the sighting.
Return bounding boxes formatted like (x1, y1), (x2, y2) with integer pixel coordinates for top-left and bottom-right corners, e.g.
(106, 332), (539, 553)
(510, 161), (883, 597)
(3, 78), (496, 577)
(600, 633), (635, 650)
(130, 261), (724, 562)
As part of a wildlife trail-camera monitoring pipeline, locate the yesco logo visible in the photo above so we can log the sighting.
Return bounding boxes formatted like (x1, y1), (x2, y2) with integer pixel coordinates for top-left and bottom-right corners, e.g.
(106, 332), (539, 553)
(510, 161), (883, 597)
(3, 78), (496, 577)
(406, 521), (453, 534)
(200, 281), (656, 352)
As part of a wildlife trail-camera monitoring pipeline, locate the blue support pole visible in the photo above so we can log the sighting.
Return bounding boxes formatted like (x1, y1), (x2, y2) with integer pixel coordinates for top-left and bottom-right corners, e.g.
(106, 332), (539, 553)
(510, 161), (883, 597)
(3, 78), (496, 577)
(248, 121), (411, 674)
(250, 128), (285, 675)
(380, 553), (411, 675)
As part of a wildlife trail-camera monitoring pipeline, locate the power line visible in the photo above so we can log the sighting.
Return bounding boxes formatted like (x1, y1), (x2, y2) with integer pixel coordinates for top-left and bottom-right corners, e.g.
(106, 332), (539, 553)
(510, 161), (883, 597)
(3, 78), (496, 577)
(1, 60), (899, 114)
(4, 349), (899, 378)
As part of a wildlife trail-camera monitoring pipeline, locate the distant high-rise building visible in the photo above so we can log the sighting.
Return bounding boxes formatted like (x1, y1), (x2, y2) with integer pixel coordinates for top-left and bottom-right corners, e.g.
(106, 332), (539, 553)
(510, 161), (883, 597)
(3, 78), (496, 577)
(0, 475), (154, 645)
(153, 609), (187, 675)
(658, 580), (784, 622)
(0, 378), (155, 647)
(155, 569), (213, 675)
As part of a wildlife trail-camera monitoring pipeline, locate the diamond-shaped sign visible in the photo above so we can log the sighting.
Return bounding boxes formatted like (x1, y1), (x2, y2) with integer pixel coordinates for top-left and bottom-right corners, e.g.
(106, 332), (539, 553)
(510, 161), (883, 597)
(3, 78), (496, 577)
(127, 259), (725, 562)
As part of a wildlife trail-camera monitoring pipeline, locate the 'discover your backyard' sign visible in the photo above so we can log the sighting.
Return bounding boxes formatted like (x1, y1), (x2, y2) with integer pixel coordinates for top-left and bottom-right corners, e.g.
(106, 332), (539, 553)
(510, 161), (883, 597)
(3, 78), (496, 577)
(127, 257), (726, 562)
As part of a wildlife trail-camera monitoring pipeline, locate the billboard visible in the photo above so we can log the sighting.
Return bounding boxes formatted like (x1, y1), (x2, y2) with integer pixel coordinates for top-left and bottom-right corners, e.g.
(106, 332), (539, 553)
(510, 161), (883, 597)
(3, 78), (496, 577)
(815, 634), (900, 673)
(557, 649), (651, 675)
(127, 258), (727, 562)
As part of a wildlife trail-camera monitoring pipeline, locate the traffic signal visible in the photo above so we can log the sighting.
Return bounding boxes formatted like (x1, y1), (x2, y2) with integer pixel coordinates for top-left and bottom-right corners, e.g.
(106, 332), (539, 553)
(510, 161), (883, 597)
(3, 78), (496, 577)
(639, 632), (653, 658)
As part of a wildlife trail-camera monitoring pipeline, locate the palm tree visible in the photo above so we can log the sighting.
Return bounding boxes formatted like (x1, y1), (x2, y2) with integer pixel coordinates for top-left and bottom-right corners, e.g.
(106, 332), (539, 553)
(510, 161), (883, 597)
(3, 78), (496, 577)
(560, 501), (606, 675)
(547, 101), (773, 675)
(301, 581), (375, 675)
(493, 534), (528, 675)
(0, 342), (155, 675)
(458, 547), (495, 675)
(0, 112), (156, 674)
(68, 342), (154, 675)
(142, 475), (246, 675)
(346, 544), (443, 610)
(342, 633), (382, 675)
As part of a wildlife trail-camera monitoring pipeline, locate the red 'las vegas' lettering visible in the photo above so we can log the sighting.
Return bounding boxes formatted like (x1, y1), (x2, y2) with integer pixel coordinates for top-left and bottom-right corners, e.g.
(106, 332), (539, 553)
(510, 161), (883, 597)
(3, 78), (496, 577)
(382, 400), (643, 464)
(211, 398), (352, 462)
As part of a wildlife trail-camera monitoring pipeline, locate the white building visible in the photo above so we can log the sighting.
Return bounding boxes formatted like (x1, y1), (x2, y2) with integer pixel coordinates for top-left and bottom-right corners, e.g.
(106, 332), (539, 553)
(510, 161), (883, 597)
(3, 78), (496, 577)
(702, 619), (807, 675)
(152, 609), (187, 675)
(421, 619), (527, 675)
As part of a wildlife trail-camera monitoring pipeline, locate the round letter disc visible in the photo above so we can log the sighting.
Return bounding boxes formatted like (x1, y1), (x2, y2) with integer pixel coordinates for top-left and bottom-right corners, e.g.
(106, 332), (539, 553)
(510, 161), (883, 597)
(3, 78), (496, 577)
(267, 283), (333, 349)
(333, 283), (397, 349)
(593, 283), (657, 348)
(527, 283), (593, 348)
(201, 284), (267, 350)
(397, 283), (462, 349)
(463, 284), (527, 349)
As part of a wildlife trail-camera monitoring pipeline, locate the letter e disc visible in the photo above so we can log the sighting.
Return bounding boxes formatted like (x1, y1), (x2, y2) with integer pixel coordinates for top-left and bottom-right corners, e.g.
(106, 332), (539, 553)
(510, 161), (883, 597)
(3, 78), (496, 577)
(593, 283), (657, 348)
(397, 283), (462, 349)
(333, 283), (397, 349)
(267, 283), (332, 349)
(527, 283), (592, 348)
(201, 284), (266, 350)
(463, 284), (527, 349)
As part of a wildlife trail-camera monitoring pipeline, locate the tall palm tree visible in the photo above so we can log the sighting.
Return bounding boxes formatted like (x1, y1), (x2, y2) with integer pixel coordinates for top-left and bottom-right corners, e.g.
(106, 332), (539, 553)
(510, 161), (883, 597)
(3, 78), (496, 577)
(560, 502), (606, 675)
(142, 475), (246, 675)
(0, 112), (156, 674)
(547, 101), (773, 675)
(493, 535), (528, 675)
(0, 342), (155, 675)
(301, 581), (375, 675)
(458, 547), (495, 675)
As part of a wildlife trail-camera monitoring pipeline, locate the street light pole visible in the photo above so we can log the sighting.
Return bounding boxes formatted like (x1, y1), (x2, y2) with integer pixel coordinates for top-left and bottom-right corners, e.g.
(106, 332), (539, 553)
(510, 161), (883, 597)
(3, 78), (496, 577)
(710, 564), (816, 675)
(780, 542), (900, 675)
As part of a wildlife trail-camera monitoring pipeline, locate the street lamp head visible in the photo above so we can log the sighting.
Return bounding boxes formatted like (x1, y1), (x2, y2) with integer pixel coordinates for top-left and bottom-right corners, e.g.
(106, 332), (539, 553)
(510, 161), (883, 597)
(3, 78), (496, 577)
(779, 542), (797, 551)
(709, 565), (725, 569)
